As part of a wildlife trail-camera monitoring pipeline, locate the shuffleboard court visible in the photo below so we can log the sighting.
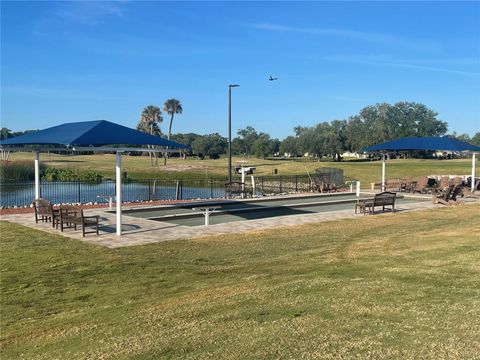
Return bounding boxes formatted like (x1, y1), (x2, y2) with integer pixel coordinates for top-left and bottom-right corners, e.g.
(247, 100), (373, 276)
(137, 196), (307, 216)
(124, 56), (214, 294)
(118, 193), (430, 227)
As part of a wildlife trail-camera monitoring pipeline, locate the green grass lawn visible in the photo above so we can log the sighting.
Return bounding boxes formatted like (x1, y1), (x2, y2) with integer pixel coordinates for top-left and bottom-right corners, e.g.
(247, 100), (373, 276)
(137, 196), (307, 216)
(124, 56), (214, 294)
(1, 205), (480, 359)
(8, 152), (477, 185)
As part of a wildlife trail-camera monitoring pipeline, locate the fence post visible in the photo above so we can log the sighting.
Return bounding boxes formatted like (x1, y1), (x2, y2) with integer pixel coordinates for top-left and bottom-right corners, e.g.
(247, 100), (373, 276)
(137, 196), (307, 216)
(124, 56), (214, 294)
(180, 179), (183, 200)
(175, 180), (180, 200)
(210, 178), (213, 198)
(295, 175), (298, 192)
(148, 179), (151, 201)
(280, 176), (283, 193)
(77, 181), (81, 203)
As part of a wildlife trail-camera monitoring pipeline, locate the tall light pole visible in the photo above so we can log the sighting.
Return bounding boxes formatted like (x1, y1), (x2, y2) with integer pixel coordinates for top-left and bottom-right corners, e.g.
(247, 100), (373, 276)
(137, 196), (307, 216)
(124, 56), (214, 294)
(228, 84), (239, 185)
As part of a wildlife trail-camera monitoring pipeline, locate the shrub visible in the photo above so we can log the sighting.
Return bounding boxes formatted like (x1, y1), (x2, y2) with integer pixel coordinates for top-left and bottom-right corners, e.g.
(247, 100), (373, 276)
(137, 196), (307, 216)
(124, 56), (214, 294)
(0, 160), (46, 181)
(42, 168), (102, 182)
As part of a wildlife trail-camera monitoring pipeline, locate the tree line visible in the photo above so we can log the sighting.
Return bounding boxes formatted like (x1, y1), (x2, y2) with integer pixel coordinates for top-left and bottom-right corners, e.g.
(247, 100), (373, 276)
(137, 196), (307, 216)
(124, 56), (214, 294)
(2, 101), (479, 162)
(168, 101), (480, 160)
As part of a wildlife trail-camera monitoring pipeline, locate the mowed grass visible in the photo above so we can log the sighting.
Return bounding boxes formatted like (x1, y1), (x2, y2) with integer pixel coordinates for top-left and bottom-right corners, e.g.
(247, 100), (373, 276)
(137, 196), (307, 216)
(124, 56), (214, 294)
(1, 205), (480, 359)
(8, 152), (476, 184)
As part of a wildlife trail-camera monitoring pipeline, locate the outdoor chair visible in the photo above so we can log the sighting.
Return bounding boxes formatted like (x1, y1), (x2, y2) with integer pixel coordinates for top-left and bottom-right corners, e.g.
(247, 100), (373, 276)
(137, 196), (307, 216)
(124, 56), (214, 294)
(33, 198), (59, 228)
(462, 179), (480, 198)
(385, 178), (402, 192)
(412, 176), (435, 194)
(401, 176), (414, 193)
(452, 176), (464, 187)
(432, 185), (463, 206)
(59, 205), (100, 237)
(434, 176), (451, 194)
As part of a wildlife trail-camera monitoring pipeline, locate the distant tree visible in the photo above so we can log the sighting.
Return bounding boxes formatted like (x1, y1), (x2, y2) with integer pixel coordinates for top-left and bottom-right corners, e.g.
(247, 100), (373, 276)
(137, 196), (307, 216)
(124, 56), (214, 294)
(271, 138), (281, 155)
(170, 133), (200, 157)
(252, 133), (274, 158)
(280, 136), (298, 157)
(345, 102), (448, 152)
(231, 137), (245, 156)
(163, 99), (183, 165)
(449, 132), (471, 143)
(192, 133), (227, 159)
(324, 120), (347, 161)
(1, 128), (12, 140)
(471, 132), (480, 146)
(236, 126), (259, 157)
(136, 105), (163, 166)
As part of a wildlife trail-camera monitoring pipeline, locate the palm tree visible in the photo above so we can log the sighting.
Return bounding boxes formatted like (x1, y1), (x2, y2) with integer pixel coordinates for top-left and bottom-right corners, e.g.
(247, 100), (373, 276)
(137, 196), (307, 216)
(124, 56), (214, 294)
(163, 99), (183, 165)
(137, 105), (163, 166)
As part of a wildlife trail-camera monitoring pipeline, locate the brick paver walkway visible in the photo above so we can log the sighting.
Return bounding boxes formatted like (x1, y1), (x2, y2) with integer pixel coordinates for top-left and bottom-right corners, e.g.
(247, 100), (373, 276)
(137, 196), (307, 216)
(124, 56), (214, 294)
(2, 195), (477, 248)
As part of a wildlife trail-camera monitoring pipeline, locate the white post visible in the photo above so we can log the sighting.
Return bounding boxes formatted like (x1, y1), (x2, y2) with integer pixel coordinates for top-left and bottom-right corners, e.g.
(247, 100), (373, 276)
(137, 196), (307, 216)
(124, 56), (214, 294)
(116, 152), (122, 236)
(251, 175), (256, 197)
(356, 181), (361, 197)
(205, 209), (210, 226)
(241, 167), (246, 199)
(34, 151), (40, 199)
(472, 153), (477, 192)
(381, 154), (386, 192)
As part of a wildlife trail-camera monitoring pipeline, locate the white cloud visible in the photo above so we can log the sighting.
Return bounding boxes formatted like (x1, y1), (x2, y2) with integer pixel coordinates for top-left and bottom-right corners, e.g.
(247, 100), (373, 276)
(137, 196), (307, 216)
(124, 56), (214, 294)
(33, 1), (127, 34)
(322, 54), (480, 77)
(252, 22), (440, 52)
(52, 1), (125, 25)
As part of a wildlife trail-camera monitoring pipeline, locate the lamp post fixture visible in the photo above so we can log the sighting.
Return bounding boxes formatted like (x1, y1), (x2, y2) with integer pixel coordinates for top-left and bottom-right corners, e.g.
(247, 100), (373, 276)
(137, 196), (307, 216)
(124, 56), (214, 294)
(228, 84), (239, 185)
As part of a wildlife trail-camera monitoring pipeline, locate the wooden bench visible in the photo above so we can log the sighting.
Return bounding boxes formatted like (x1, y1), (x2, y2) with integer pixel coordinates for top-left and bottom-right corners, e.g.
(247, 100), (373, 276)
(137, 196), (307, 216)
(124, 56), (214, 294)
(59, 205), (99, 237)
(33, 198), (59, 228)
(225, 181), (253, 198)
(355, 191), (397, 215)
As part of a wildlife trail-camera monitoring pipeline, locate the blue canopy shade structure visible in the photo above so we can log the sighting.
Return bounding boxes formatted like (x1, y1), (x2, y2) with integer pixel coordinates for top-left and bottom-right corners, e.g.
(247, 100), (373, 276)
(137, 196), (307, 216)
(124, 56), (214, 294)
(362, 136), (479, 193)
(0, 120), (188, 237)
(363, 136), (480, 153)
(0, 120), (188, 149)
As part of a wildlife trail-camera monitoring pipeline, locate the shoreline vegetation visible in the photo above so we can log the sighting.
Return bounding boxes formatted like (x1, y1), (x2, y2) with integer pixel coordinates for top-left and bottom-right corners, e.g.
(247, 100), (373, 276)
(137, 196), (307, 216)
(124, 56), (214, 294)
(3, 152), (476, 184)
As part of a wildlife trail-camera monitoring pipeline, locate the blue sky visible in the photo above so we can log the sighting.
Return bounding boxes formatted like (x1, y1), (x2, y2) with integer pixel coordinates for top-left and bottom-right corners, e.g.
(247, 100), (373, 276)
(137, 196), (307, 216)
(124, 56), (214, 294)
(1, 1), (479, 139)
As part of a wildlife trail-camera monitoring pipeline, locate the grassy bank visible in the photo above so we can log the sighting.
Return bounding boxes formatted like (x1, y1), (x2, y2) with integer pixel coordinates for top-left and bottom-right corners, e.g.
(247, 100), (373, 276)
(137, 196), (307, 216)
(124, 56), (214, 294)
(1, 205), (480, 359)
(7, 152), (476, 185)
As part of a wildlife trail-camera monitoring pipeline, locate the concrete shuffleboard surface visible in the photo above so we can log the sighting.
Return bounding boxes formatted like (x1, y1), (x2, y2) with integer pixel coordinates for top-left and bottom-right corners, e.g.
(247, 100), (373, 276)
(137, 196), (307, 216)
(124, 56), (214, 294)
(2, 192), (469, 248)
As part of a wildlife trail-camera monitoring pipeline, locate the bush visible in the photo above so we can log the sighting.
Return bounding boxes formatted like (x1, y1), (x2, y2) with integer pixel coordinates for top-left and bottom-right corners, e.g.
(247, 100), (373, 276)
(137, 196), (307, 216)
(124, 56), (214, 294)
(0, 160), (46, 181)
(42, 168), (102, 182)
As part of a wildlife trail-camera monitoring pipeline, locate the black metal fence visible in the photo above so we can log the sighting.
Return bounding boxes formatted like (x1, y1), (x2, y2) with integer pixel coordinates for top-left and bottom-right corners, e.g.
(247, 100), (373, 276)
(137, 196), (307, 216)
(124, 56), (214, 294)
(315, 167), (344, 186)
(0, 175), (315, 207)
(254, 175), (313, 194)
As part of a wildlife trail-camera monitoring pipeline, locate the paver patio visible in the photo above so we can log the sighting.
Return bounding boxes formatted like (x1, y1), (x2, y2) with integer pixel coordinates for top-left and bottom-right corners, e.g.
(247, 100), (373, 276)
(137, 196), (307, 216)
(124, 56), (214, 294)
(2, 194), (477, 248)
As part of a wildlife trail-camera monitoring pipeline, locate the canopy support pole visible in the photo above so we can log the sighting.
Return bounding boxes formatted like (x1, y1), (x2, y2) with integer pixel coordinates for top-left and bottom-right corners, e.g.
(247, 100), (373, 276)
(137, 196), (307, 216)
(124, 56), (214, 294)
(472, 153), (477, 192)
(34, 151), (40, 199)
(116, 152), (122, 236)
(381, 153), (386, 192)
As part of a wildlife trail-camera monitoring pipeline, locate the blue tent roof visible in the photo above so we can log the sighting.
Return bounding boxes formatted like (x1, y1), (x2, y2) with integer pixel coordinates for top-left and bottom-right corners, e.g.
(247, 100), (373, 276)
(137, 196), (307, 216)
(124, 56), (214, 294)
(0, 120), (188, 149)
(363, 136), (480, 152)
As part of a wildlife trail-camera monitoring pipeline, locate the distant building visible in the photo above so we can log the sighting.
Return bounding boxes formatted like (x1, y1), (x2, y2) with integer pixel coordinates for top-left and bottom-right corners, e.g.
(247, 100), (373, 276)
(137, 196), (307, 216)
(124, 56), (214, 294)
(341, 151), (367, 159)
